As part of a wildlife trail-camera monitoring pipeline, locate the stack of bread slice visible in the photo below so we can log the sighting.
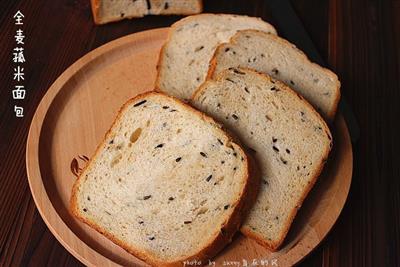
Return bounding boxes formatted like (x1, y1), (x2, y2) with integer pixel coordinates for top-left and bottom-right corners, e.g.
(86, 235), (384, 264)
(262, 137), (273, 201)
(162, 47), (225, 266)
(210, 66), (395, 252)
(71, 14), (340, 266)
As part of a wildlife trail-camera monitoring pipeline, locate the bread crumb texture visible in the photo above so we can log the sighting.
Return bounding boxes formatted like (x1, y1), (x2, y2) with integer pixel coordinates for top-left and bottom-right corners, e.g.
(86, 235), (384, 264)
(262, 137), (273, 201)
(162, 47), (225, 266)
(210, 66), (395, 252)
(71, 92), (249, 264)
(193, 68), (332, 249)
(211, 30), (340, 120)
(157, 14), (276, 100)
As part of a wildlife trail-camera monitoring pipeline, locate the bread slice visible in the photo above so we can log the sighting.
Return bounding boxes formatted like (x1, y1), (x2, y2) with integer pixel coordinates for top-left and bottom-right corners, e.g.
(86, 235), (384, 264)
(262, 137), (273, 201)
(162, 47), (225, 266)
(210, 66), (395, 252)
(192, 68), (332, 250)
(91, 0), (203, 25)
(156, 14), (277, 101)
(70, 92), (256, 266)
(208, 30), (341, 121)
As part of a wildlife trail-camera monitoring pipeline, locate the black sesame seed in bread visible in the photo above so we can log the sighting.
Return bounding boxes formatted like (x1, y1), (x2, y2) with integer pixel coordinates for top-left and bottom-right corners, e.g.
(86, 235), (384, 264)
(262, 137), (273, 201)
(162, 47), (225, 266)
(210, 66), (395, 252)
(208, 30), (341, 121)
(192, 68), (332, 250)
(70, 92), (256, 266)
(156, 14), (277, 101)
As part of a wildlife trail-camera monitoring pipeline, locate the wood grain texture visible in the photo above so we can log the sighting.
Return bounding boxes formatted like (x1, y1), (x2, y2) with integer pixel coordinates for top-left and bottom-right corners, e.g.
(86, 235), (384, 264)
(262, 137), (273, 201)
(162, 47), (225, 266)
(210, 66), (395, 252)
(0, 0), (399, 266)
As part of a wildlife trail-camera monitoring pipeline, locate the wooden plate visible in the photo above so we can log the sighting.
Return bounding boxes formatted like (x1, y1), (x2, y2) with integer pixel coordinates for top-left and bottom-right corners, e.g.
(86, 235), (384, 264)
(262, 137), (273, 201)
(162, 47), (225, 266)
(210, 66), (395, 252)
(26, 28), (353, 267)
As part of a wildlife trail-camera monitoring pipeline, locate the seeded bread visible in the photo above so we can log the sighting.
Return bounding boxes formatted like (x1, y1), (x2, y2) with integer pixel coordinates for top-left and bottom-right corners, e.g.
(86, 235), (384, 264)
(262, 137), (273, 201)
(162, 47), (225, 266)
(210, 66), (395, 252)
(91, 0), (203, 25)
(70, 92), (256, 266)
(155, 14), (277, 101)
(192, 68), (332, 250)
(208, 30), (341, 121)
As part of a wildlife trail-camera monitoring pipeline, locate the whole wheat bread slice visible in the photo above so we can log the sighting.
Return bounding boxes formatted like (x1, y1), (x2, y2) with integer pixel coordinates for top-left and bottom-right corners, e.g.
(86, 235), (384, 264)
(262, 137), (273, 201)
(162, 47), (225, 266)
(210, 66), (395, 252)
(208, 30), (341, 121)
(192, 68), (332, 250)
(156, 14), (277, 101)
(70, 92), (256, 266)
(91, 0), (203, 25)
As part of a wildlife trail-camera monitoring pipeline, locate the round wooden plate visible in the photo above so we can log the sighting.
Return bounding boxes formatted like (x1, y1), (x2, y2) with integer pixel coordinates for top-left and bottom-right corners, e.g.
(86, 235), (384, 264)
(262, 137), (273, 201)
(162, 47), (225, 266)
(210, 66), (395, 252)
(26, 28), (353, 267)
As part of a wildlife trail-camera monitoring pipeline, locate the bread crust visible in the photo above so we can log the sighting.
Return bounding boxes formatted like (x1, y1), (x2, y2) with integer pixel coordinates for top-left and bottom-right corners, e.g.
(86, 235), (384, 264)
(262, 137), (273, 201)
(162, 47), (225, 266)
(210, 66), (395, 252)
(192, 68), (333, 251)
(70, 91), (257, 266)
(206, 29), (341, 122)
(155, 14), (277, 95)
(90, 0), (101, 24)
(196, 0), (203, 14)
(155, 40), (168, 93)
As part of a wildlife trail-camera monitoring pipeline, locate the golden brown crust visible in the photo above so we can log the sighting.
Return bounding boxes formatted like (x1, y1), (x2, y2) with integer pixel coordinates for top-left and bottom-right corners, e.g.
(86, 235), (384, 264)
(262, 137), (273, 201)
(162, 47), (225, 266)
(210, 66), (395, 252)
(155, 41), (168, 93)
(327, 80), (341, 122)
(192, 68), (333, 251)
(197, 0), (204, 14)
(205, 52), (218, 81)
(70, 91), (255, 266)
(206, 29), (341, 122)
(90, 0), (101, 24)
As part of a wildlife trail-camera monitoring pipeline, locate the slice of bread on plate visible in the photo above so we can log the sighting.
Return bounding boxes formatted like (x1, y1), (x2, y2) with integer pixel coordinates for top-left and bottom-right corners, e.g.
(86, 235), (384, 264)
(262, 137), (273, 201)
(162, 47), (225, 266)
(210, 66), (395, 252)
(156, 14), (277, 101)
(91, 0), (203, 25)
(192, 68), (332, 250)
(208, 30), (340, 121)
(70, 92), (256, 266)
